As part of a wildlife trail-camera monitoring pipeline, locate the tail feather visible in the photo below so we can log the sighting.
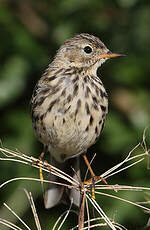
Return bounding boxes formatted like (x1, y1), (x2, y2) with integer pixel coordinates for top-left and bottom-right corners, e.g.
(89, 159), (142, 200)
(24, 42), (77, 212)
(44, 156), (80, 209)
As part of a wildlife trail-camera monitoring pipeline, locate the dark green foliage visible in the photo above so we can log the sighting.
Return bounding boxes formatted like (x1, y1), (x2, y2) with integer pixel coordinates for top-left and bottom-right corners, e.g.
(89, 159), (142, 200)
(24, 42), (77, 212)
(0, 0), (150, 229)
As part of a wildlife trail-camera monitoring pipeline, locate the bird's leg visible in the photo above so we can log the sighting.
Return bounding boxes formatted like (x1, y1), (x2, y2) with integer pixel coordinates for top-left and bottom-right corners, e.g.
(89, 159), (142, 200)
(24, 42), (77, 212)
(82, 153), (107, 199)
(82, 153), (95, 178)
(39, 151), (45, 181)
(32, 151), (45, 181)
(82, 153), (96, 199)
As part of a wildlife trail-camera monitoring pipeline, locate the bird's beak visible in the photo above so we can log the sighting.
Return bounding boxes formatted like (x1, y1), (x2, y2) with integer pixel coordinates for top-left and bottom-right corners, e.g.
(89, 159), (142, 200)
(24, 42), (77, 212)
(99, 52), (125, 58)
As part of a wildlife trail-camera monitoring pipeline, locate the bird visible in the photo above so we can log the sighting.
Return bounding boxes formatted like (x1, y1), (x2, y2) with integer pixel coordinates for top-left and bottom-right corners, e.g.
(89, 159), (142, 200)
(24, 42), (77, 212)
(30, 33), (123, 209)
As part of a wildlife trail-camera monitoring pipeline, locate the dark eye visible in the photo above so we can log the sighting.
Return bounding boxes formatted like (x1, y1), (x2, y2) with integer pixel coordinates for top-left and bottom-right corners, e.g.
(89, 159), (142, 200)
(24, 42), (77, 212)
(84, 46), (93, 54)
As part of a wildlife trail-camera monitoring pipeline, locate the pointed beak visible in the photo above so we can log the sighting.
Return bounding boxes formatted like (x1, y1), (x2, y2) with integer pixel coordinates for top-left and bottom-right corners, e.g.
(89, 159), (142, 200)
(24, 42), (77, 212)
(99, 52), (125, 59)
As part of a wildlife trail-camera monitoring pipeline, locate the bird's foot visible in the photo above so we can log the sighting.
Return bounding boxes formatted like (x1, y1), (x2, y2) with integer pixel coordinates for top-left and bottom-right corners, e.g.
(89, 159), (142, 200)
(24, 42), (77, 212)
(83, 175), (107, 199)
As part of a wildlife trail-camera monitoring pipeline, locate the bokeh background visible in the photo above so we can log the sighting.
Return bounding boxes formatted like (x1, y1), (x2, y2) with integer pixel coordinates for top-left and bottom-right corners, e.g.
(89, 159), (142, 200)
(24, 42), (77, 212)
(0, 0), (150, 229)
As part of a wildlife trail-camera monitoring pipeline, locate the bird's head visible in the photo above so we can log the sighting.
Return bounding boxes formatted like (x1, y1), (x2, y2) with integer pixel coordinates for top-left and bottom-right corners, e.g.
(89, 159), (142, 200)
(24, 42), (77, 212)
(54, 33), (123, 73)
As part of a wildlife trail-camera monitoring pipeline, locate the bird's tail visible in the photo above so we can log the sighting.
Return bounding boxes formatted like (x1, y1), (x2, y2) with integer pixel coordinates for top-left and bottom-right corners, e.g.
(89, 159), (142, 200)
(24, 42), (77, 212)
(44, 156), (80, 209)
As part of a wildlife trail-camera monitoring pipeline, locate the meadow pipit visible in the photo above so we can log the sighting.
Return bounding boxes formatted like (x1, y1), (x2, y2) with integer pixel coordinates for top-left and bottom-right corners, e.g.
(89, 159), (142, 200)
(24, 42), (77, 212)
(30, 33), (123, 208)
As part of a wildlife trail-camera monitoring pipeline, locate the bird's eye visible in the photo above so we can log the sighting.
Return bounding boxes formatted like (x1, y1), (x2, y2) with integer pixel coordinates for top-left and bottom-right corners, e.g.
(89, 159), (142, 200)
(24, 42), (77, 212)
(83, 46), (93, 54)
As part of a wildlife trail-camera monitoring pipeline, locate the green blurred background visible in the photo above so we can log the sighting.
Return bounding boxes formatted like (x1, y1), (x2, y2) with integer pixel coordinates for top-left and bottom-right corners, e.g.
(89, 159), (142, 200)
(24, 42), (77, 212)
(0, 0), (150, 229)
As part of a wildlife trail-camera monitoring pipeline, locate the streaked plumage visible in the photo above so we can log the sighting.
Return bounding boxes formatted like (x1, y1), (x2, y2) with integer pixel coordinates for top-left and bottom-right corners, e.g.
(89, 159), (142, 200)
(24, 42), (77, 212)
(30, 33), (121, 208)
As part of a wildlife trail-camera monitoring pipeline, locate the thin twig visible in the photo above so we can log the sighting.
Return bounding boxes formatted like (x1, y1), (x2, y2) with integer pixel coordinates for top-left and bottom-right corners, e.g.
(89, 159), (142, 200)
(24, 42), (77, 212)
(78, 189), (86, 230)
(0, 218), (22, 230)
(3, 203), (31, 230)
(86, 194), (117, 230)
(24, 189), (42, 230)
